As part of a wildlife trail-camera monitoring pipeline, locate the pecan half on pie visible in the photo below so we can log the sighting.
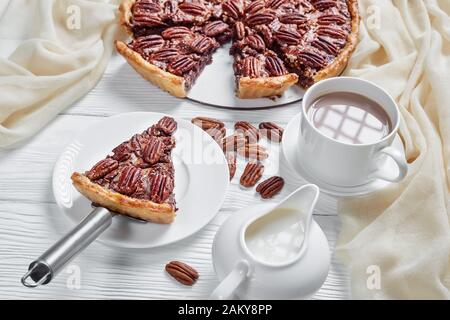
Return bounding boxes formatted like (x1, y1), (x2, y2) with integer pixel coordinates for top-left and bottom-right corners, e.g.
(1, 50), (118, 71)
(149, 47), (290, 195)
(116, 0), (359, 99)
(71, 116), (178, 224)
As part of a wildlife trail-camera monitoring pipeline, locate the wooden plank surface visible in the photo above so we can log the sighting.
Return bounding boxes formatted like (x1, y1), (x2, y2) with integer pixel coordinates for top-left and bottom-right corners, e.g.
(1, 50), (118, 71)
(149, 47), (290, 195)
(0, 53), (350, 299)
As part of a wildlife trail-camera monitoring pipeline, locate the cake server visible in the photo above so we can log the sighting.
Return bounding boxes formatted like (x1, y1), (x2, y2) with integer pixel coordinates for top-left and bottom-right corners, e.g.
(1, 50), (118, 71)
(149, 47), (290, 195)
(20, 206), (146, 287)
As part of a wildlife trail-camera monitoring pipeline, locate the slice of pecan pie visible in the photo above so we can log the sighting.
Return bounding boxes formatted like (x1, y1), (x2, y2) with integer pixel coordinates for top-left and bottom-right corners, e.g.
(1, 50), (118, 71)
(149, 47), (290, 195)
(116, 0), (359, 99)
(71, 116), (178, 224)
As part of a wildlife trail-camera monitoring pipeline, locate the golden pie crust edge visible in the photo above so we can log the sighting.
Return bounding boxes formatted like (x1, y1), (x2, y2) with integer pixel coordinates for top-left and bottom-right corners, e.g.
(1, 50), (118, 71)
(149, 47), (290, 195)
(237, 74), (299, 99)
(119, 0), (135, 35)
(313, 0), (360, 83)
(71, 172), (176, 224)
(116, 41), (187, 98)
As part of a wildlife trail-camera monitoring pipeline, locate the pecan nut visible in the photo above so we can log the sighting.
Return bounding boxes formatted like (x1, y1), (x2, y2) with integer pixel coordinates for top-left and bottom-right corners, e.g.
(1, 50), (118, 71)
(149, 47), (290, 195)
(234, 121), (260, 143)
(206, 127), (226, 144)
(279, 13), (307, 25)
(246, 34), (265, 51)
(222, 0), (243, 20)
(241, 56), (262, 78)
(226, 152), (237, 180)
(297, 50), (326, 69)
(132, 13), (166, 27)
(240, 162), (264, 187)
(266, 0), (286, 9)
(157, 116), (177, 135)
(204, 21), (230, 37)
(169, 56), (196, 76)
(114, 165), (141, 195)
(221, 133), (246, 152)
(311, 36), (339, 55)
(274, 28), (302, 45)
(244, 0), (265, 15)
(191, 116), (225, 130)
(86, 158), (118, 181)
(112, 142), (131, 161)
(259, 122), (284, 142)
(165, 261), (199, 286)
(161, 26), (193, 40)
(265, 56), (287, 77)
(178, 2), (205, 16)
(316, 26), (348, 39)
(237, 144), (268, 161)
(246, 11), (276, 26)
(151, 48), (178, 62)
(311, 0), (337, 11)
(148, 173), (172, 203)
(256, 176), (285, 199)
(143, 136), (164, 164)
(190, 36), (216, 54)
(234, 21), (246, 40)
(317, 14), (347, 25)
(131, 35), (165, 54)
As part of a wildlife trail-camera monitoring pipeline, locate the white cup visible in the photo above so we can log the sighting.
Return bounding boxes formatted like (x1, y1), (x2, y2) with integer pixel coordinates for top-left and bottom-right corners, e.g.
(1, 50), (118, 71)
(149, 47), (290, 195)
(298, 77), (408, 187)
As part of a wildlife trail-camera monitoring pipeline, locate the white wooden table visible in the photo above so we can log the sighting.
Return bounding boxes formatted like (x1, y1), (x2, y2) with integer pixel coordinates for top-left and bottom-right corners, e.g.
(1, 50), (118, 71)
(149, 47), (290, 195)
(0, 52), (350, 299)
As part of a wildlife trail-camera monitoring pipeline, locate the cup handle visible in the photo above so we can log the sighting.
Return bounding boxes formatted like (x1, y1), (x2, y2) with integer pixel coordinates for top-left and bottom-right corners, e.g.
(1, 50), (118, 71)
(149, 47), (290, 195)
(369, 146), (408, 182)
(209, 260), (250, 300)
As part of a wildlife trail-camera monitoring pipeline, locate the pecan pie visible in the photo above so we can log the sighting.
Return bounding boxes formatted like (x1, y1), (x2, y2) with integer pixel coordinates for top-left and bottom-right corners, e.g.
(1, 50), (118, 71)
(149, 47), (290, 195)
(71, 116), (178, 224)
(117, 0), (359, 98)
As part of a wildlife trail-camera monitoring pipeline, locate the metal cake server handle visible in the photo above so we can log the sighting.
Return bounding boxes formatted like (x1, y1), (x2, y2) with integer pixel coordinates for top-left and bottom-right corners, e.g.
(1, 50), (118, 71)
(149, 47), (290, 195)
(21, 207), (115, 287)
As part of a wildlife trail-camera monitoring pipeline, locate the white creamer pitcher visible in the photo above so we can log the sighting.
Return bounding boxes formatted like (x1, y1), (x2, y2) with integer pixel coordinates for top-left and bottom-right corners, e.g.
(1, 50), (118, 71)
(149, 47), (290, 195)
(210, 184), (330, 300)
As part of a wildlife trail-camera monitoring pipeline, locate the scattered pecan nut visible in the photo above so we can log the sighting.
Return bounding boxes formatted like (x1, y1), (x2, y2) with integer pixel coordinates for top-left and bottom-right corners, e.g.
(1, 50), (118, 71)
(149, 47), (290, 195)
(240, 162), (264, 187)
(237, 144), (268, 161)
(259, 122), (284, 142)
(234, 121), (260, 143)
(256, 176), (285, 199)
(191, 116), (225, 130)
(206, 127), (226, 144)
(165, 261), (199, 286)
(221, 133), (246, 152)
(226, 152), (237, 180)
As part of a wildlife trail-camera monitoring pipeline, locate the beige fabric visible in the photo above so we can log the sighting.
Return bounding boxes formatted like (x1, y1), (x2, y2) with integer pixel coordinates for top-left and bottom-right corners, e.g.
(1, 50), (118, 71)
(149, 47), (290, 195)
(337, 0), (450, 299)
(0, 0), (118, 148)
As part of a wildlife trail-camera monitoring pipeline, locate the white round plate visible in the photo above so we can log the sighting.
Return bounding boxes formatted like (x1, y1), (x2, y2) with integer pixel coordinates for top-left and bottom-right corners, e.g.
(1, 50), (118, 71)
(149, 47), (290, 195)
(187, 43), (305, 108)
(282, 113), (406, 197)
(52, 112), (229, 248)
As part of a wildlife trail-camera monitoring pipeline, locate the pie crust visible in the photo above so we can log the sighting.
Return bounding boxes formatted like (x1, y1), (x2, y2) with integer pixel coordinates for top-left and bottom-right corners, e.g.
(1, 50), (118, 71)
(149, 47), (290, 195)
(117, 0), (360, 99)
(116, 40), (187, 98)
(72, 172), (175, 224)
(237, 74), (298, 99)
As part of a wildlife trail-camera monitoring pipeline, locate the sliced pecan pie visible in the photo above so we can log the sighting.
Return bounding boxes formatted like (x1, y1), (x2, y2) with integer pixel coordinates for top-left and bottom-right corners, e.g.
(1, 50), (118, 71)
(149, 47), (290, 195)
(116, 0), (359, 99)
(71, 116), (178, 224)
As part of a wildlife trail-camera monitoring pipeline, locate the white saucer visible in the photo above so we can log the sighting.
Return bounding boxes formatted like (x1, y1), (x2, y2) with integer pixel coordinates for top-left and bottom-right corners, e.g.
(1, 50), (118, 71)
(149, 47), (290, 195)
(187, 43), (305, 108)
(52, 112), (229, 248)
(282, 113), (406, 197)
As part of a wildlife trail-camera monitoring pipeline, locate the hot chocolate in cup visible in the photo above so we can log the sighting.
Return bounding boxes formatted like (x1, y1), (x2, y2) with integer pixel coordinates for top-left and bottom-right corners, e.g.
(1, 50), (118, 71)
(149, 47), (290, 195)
(298, 77), (407, 187)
